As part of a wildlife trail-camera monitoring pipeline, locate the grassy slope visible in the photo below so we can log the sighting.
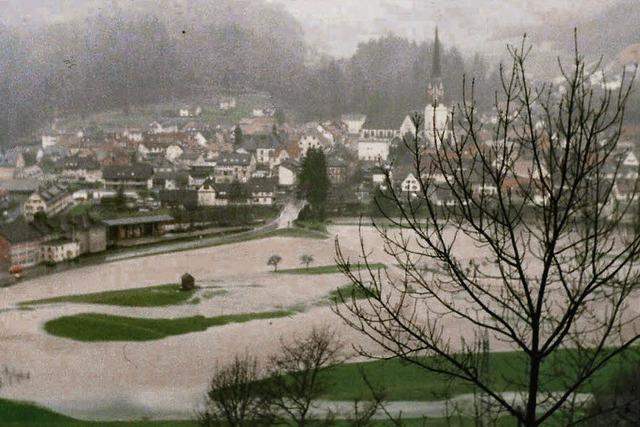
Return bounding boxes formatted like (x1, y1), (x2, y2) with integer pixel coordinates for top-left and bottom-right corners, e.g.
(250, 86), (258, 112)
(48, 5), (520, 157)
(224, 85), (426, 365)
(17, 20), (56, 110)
(278, 263), (386, 275)
(22, 284), (194, 308)
(44, 311), (292, 342)
(0, 399), (196, 427)
(0, 399), (516, 426)
(319, 347), (640, 401)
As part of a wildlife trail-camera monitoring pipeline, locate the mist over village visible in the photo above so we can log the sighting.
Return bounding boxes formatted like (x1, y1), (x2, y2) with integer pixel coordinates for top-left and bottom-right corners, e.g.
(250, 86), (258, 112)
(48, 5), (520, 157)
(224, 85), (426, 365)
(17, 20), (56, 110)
(1, 1), (640, 426)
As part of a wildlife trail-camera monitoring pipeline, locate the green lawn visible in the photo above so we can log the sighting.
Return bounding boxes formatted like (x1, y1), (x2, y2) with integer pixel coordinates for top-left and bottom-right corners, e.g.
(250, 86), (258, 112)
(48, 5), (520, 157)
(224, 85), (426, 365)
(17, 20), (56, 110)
(278, 263), (386, 275)
(318, 348), (640, 401)
(329, 283), (377, 303)
(44, 311), (293, 342)
(21, 284), (195, 308)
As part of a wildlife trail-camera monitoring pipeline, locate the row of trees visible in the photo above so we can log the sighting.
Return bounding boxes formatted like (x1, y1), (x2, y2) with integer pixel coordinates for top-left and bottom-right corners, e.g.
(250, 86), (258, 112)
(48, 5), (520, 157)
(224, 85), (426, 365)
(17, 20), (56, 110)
(267, 254), (315, 272)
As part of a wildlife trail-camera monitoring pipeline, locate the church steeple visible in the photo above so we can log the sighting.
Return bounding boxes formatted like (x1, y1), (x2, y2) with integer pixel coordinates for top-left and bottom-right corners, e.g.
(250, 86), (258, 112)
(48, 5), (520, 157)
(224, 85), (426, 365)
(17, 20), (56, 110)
(432, 26), (442, 79)
(428, 26), (445, 106)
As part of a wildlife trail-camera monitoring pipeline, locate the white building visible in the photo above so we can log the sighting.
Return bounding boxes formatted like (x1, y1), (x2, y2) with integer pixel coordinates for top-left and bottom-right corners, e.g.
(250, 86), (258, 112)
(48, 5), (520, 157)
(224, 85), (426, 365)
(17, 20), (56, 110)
(298, 133), (329, 157)
(42, 134), (59, 148)
(342, 114), (367, 135)
(197, 180), (227, 207)
(23, 184), (74, 219)
(401, 173), (421, 194)
(424, 103), (450, 147)
(400, 115), (417, 136)
(40, 239), (80, 264)
(278, 163), (296, 187)
(357, 140), (390, 162)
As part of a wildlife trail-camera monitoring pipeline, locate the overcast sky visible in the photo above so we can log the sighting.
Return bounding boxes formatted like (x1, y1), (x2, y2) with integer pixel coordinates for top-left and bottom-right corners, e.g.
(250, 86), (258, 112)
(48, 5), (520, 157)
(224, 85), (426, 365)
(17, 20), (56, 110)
(0, 0), (628, 64)
(269, 0), (616, 58)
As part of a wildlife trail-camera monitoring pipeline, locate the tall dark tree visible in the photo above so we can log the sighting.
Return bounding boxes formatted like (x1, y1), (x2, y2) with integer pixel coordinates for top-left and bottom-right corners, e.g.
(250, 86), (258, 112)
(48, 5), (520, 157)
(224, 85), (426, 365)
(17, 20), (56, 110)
(297, 148), (329, 220)
(233, 125), (243, 147)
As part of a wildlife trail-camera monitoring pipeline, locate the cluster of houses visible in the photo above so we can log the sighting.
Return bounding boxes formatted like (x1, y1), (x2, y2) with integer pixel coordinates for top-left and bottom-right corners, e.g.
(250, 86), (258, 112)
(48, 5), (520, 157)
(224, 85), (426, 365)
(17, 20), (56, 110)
(1, 62), (638, 273)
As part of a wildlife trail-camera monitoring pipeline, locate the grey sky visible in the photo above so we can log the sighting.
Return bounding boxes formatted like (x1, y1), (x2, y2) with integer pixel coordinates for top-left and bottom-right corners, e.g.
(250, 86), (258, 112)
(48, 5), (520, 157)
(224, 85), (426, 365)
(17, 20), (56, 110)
(269, 0), (616, 58)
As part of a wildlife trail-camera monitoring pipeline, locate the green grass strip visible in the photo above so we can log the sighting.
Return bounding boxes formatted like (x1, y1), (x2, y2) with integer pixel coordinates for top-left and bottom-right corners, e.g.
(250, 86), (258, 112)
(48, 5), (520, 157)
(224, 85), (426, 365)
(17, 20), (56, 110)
(278, 263), (386, 275)
(22, 284), (194, 308)
(44, 311), (292, 342)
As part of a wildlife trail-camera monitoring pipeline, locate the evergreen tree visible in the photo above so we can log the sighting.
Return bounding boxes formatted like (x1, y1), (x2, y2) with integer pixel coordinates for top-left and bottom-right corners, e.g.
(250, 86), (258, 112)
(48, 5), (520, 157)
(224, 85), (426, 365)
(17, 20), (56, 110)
(233, 125), (243, 147)
(297, 148), (329, 221)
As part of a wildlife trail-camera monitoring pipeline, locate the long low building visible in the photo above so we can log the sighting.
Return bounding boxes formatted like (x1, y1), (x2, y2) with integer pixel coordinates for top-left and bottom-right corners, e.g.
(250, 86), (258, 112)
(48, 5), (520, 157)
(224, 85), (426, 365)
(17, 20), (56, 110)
(102, 214), (174, 247)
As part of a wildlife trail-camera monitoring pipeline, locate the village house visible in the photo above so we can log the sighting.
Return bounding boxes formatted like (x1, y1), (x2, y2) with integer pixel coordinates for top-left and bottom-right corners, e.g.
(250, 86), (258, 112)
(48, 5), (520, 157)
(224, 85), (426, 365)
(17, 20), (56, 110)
(342, 114), (367, 135)
(327, 156), (348, 185)
(149, 120), (179, 134)
(248, 178), (277, 205)
(239, 117), (276, 136)
(401, 173), (421, 195)
(137, 141), (184, 162)
(60, 155), (103, 183)
(103, 163), (154, 189)
(197, 179), (227, 207)
(298, 131), (331, 157)
(61, 214), (108, 255)
(14, 165), (44, 181)
(40, 238), (80, 264)
(219, 97), (237, 111)
(0, 218), (50, 267)
(178, 105), (202, 118)
(357, 140), (390, 162)
(0, 148), (25, 180)
(214, 152), (256, 184)
(23, 184), (74, 219)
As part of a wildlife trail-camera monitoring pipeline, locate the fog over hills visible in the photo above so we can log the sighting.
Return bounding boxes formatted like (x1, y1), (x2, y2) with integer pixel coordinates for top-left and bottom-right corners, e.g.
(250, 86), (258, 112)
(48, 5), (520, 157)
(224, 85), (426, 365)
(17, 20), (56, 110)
(269, 0), (613, 58)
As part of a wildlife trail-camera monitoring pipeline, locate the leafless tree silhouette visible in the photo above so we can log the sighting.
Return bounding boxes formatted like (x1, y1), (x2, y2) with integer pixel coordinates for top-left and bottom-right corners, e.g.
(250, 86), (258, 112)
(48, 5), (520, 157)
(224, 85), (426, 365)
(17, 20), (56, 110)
(334, 33), (640, 427)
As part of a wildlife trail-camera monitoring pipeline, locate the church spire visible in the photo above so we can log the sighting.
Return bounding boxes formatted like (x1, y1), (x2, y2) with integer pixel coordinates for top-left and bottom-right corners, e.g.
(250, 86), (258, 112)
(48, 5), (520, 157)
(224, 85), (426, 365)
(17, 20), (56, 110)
(432, 26), (442, 79)
(428, 26), (444, 106)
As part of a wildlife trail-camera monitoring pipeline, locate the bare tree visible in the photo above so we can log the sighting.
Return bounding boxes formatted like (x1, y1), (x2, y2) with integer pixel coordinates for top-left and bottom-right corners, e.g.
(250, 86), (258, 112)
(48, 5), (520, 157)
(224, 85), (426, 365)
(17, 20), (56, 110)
(263, 326), (343, 426)
(300, 254), (315, 269)
(268, 254), (283, 272)
(334, 33), (640, 427)
(197, 354), (272, 427)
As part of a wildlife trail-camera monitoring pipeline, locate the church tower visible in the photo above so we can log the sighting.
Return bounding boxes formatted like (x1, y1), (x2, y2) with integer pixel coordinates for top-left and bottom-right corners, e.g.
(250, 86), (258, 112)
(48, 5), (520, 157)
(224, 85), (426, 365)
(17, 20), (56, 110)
(425, 26), (449, 147)
(428, 26), (445, 106)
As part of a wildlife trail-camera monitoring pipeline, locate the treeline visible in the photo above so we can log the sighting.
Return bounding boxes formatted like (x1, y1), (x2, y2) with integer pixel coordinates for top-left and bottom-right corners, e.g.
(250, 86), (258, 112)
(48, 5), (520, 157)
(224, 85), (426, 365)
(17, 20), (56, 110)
(295, 35), (499, 127)
(0, 0), (499, 146)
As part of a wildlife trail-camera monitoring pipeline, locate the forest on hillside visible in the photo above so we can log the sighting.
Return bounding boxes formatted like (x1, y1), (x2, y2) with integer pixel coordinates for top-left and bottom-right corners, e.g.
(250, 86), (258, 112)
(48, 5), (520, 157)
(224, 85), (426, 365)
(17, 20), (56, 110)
(0, 0), (592, 146)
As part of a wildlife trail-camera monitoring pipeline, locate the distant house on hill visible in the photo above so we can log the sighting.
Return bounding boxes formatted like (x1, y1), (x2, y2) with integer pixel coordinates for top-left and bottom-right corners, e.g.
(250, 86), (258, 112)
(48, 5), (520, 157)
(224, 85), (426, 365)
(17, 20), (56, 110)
(219, 97), (237, 111)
